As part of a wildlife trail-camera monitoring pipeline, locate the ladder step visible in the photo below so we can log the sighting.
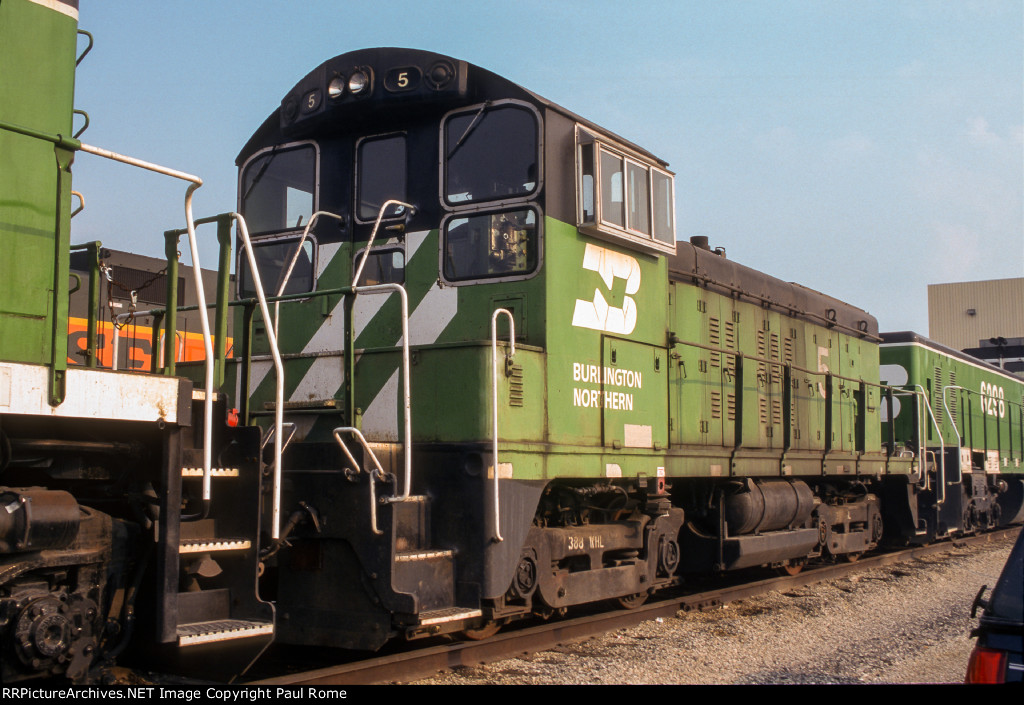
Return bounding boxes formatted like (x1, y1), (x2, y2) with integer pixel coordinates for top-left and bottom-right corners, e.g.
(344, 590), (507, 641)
(191, 389), (224, 402)
(263, 398), (337, 410)
(181, 467), (240, 477)
(180, 539), (251, 554)
(418, 607), (482, 626)
(395, 549), (453, 563)
(177, 619), (273, 646)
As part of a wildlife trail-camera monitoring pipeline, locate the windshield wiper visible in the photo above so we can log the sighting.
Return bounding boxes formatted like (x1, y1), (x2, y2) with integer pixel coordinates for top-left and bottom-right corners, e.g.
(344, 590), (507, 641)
(242, 147), (279, 203)
(447, 101), (491, 160)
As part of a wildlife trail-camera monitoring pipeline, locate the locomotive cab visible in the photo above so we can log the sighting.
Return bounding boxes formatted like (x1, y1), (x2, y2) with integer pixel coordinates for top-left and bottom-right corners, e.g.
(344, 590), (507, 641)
(230, 48), (694, 646)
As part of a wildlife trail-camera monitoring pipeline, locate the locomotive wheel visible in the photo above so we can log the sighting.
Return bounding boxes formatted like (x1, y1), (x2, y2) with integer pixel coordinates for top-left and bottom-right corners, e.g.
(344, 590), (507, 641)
(461, 621), (501, 640)
(617, 592), (648, 609)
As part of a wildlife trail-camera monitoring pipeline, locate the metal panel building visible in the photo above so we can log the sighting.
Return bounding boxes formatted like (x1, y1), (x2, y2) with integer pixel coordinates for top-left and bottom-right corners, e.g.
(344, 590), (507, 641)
(928, 277), (1024, 375)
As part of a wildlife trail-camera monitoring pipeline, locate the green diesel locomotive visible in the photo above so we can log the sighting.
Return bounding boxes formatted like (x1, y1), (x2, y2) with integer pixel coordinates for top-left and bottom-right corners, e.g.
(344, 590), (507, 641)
(1, 0), (1021, 683)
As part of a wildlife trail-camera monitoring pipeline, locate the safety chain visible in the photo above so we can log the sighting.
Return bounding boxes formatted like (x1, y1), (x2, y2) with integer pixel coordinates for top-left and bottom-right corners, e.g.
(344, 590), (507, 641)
(102, 259), (167, 329)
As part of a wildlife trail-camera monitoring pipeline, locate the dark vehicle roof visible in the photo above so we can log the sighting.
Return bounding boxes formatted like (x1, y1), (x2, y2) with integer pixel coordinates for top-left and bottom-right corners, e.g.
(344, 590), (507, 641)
(668, 239), (880, 341)
(239, 47), (666, 168)
(982, 531), (1024, 629)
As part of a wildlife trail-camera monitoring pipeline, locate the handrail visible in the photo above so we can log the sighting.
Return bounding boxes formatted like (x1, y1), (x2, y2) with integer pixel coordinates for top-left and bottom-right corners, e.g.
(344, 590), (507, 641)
(0, 119), (223, 516)
(75, 29), (93, 66)
(490, 309), (516, 543)
(69, 240), (101, 367)
(352, 200), (416, 286)
(332, 427), (385, 535)
(182, 182), (215, 514)
(893, 385), (945, 501)
(273, 210), (345, 335)
(74, 140), (216, 516)
(231, 213), (286, 540)
(354, 283), (412, 503)
(125, 212), (286, 528)
(942, 385), (968, 484)
(72, 109), (89, 139)
(941, 384), (1024, 480)
(349, 200), (417, 504)
(70, 191), (84, 218)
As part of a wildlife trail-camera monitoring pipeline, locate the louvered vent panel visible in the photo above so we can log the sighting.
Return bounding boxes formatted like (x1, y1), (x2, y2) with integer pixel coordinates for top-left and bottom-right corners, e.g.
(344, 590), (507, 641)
(711, 391), (722, 419)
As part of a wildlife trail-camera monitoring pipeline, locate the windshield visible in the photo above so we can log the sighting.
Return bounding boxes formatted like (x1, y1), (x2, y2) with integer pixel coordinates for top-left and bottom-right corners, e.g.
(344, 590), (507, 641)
(444, 104), (537, 205)
(240, 145), (317, 234)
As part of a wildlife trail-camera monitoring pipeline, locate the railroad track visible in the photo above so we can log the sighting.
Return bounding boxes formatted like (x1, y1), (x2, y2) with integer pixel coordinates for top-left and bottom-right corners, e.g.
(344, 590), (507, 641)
(250, 527), (1020, 686)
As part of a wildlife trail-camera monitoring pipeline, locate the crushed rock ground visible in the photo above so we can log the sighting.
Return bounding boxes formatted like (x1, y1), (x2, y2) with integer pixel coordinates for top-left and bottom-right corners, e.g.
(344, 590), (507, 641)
(411, 534), (1016, 685)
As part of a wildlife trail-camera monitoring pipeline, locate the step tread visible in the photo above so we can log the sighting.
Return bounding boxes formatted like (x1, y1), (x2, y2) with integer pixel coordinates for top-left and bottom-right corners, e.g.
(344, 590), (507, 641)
(395, 549), (454, 562)
(180, 538), (251, 554)
(177, 619), (273, 646)
(181, 467), (240, 477)
(418, 607), (482, 626)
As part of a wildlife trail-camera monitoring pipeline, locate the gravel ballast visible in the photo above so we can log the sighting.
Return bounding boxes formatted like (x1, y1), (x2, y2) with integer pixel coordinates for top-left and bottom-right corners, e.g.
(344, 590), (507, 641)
(412, 534), (1016, 685)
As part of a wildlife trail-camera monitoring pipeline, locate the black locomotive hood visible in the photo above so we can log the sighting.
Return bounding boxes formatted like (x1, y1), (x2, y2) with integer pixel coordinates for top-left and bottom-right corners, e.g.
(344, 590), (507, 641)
(237, 47), (665, 168)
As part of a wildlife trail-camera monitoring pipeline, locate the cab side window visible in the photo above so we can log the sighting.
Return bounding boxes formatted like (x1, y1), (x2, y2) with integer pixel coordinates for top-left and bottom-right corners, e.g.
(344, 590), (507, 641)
(356, 134), (408, 222)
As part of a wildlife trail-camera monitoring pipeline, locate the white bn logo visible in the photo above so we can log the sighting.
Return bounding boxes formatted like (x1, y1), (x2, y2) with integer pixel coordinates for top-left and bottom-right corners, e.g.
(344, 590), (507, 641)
(571, 243), (641, 335)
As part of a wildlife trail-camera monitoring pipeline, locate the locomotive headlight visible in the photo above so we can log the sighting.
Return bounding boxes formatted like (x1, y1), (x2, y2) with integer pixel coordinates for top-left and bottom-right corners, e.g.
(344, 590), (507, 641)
(348, 70), (370, 95)
(327, 75), (346, 99)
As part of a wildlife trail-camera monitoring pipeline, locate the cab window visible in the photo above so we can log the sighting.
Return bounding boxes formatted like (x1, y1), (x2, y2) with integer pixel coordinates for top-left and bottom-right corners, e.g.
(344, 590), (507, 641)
(443, 103), (538, 206)
(357, 134), (408, 222)
(577, 128), (675, 255)
(240, 145), (317, 235)
(239, 238), (315, 298)
(354, 248), (405, 286)
(443, 208), (538, 282)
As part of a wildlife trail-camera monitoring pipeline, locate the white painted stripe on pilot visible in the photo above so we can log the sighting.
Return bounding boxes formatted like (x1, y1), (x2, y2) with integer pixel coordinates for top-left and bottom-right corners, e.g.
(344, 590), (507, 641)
(405, 230), (431, 261)
(354, 291), (393, 341)
(361, 368), (401, 442)
(248, 359), (274, 396)
(402, 283), (458, 346)
(301, 300), (345, 354)
(298, 290), (387, 355)
(316, 242), (342, 280)
(301, 230), (429, 354)
(289, 354), (344, 402)
(264, 229), (430, 408)
(288, 416), (317, 442)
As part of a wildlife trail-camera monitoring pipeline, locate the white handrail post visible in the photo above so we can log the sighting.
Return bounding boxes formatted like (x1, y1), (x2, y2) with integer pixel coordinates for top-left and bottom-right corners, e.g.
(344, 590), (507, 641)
(74, 142), (215, 510)
(490, 308), (515, 543)
(909, 384), (946, 505)
(232, 213), (286, 540)
(942, 385), (966, 484)
(332, 427), (386, 535)
(351, 200), (415, 287)
(353, 283), (412, 502)
(348, 200), (416, 504)
(273, 210), (345, 335)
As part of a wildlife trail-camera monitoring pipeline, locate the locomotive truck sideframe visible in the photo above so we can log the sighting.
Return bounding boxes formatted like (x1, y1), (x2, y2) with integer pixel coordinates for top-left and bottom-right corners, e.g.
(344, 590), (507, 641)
(1, 0), (1022, 682)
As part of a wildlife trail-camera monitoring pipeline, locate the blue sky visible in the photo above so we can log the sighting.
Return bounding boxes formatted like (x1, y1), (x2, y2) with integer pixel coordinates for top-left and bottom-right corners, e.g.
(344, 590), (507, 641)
(70, 0), (1023, 335)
